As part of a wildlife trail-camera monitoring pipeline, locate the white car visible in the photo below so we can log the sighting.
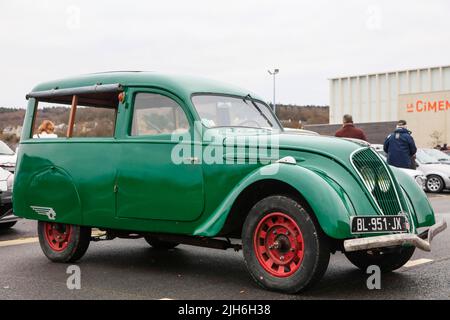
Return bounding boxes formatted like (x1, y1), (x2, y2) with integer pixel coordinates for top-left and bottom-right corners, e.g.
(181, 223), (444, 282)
(0, 141), (16, 173)
(371, 144), (427, 190)
(0, 167), (17, 229)
(283, 128), (320, 136)
(421, 148), (450, 165)
(415, 149), (450, 193)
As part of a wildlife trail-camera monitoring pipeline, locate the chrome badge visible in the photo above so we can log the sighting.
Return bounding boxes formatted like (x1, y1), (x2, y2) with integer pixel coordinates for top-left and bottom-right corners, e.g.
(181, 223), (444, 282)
(31, 206), (57, 220)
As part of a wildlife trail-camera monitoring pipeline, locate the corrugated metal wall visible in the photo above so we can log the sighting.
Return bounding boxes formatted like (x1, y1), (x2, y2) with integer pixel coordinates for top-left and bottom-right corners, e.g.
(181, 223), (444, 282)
(329, 65), (450, 124)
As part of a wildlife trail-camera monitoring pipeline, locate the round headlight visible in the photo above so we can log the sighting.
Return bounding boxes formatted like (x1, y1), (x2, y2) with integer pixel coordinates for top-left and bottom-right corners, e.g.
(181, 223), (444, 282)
(376, 167), (391, 192)
(360, 166), (376, 192)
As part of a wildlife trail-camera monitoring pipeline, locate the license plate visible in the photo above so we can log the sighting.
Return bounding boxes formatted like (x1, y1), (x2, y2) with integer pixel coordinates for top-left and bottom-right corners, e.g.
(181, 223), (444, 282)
(351, 216), (408, 234)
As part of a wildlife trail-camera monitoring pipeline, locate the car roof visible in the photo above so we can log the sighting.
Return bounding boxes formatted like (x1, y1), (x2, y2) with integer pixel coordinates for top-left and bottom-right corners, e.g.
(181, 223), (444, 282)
(29, 71), (262, 102)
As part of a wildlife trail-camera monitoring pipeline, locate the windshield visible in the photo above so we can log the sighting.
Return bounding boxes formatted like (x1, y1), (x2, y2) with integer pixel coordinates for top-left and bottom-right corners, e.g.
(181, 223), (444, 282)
(416, 149), (440, 164)
(0, 141), (14, 155)
(191, 95), (281, 130)
(422, 148), (450, 162)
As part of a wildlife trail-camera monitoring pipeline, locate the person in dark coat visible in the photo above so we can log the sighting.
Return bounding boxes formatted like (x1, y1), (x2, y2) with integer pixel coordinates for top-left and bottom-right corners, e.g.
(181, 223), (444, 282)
(335, 114), (367, 141)
(383, 120), (417, 169)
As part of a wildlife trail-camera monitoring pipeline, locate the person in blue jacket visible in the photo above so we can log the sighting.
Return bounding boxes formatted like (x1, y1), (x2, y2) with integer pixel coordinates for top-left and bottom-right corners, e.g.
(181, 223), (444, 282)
(383, 120), (417, 169)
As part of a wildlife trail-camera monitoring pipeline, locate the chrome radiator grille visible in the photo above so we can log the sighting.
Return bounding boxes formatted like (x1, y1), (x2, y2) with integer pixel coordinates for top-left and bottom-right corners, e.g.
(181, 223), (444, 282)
(351, 148), (402, 216)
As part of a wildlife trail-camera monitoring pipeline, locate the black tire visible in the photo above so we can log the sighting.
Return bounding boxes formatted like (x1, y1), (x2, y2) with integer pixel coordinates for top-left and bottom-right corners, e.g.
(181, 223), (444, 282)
(426, 175), (445, 193)
(0, 221), (17, 230)
(345, 246), (415, 272)
(38, 221), (91, 263)
(242, 195), (330, 293)
(144, 236), (179, 250)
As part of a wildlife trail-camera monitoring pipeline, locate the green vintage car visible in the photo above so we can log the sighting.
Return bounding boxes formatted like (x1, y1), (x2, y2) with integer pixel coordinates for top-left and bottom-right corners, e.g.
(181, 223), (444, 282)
(14, 72), (446, 293)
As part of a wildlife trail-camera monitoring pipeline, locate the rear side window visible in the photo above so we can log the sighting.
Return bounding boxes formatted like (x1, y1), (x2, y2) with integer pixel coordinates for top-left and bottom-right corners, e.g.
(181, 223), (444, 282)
(31, 92), (119, 139)
(131, 93), (189, 136)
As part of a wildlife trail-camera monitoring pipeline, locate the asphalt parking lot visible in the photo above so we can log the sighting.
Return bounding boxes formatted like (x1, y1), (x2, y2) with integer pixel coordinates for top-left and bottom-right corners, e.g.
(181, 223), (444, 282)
(0, 192), (449, 300)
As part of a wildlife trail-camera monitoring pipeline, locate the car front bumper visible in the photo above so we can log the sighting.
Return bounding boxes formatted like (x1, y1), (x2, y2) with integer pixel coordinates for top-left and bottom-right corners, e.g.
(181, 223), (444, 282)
(344, 220), (447, 252)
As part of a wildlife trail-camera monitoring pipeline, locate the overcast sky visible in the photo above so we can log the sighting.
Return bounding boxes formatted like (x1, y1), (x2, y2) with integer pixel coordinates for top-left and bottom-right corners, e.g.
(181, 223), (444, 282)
(1, 0), (449, 108)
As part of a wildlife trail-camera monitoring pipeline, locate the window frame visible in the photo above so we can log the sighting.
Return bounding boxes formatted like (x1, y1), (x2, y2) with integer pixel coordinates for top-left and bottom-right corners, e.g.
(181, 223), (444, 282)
(30, 94), (119, 140)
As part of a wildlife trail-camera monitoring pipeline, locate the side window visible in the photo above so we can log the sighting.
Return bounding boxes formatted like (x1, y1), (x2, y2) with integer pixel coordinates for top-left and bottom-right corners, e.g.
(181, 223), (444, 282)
(131, 93), (189, 136)
(71, 105), (116, 137)
(31, 92), (119, 139)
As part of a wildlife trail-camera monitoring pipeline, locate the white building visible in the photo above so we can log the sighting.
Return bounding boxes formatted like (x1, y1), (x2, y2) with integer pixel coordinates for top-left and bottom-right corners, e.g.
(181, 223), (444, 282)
(329, 65), (450, 147)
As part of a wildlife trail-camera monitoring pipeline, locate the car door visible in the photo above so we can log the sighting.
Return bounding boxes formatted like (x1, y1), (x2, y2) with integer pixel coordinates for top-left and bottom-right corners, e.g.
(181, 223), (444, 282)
(116, 89), (204, 222)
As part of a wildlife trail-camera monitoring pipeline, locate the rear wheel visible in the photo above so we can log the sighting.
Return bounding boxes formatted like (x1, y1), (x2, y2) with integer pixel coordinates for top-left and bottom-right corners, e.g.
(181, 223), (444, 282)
(38, 221), (91, 263)
(345, 246), (415, 272)
(426, 175), (444, 193)
(0, 221), (17, 230)
(242, 195), (330, 293)
(144, 236), (179, 250)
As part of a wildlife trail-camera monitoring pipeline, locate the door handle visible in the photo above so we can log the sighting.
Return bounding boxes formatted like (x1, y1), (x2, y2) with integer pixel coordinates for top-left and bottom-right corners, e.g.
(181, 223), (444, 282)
(185, 157), (200, 164)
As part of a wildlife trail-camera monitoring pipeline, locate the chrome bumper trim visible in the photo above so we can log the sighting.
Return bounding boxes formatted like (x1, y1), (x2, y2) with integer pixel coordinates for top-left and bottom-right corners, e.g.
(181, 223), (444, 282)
(344, 220), (447, 252)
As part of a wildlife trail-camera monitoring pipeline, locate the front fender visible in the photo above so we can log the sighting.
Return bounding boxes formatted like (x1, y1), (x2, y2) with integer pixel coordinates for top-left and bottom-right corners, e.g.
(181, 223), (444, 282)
(194, 163), (355, 239)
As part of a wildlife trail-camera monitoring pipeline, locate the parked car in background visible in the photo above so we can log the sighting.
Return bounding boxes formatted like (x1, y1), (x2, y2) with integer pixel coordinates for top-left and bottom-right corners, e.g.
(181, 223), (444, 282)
(414, 149), (450, 193)
(365, 144), (426, 190)
(0, 167), (17, 230)
(422, 148), (450, 165)
(283, 128), (320, 136)
(0, 141), (16, 173)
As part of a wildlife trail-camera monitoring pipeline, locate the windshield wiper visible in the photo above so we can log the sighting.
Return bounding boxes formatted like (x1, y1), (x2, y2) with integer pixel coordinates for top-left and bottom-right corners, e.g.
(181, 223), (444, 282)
(243, 94), (274, 128)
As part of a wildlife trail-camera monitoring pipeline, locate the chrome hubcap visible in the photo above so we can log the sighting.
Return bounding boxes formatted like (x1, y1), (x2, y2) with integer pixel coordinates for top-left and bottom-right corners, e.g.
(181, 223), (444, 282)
(427, 177), (441, 192)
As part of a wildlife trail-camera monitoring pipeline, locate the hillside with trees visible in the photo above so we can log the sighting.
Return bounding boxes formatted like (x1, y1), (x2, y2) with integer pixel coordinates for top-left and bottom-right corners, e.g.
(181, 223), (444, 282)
(276, 104), (329, 128)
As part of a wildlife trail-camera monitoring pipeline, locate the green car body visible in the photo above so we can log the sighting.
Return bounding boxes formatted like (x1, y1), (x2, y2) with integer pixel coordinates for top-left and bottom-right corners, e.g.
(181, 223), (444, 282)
(13, 72), (446, 293)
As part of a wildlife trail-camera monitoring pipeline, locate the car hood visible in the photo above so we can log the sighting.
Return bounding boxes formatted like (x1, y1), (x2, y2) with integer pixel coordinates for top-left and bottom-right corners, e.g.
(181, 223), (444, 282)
(397, 167), (424, 177)
(221, 130), (362, 164)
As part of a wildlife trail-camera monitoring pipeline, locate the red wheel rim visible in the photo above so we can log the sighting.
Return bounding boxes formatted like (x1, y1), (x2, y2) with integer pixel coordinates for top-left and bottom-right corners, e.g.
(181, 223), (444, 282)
(43, 223), (72, 252)
(253, 212), (304, 277)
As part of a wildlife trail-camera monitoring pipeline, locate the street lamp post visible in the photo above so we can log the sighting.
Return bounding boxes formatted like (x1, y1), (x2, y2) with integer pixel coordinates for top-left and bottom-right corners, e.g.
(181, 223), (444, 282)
(268, 69), (279, 114)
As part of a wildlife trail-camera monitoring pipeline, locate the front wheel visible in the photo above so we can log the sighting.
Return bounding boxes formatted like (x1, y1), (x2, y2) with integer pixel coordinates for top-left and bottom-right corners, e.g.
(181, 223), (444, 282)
(426, 175), (444, 193)
(38, 221), (91, 263)
(242, 195), (330, 293)
(345, 246), (415, 272)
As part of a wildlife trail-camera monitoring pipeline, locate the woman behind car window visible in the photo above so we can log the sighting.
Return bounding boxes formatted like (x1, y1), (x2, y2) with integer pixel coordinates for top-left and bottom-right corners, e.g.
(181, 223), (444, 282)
(33, 120), (58, 139)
